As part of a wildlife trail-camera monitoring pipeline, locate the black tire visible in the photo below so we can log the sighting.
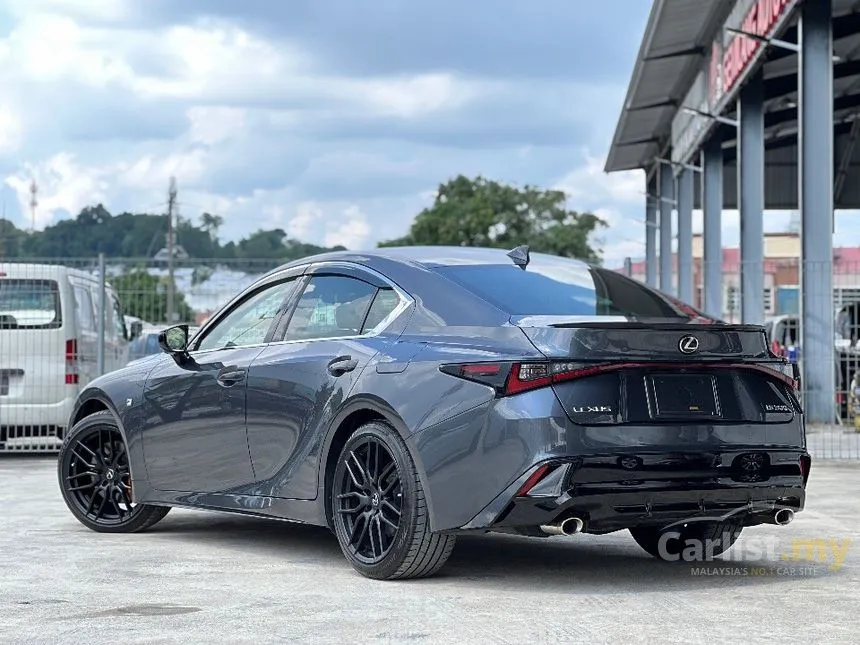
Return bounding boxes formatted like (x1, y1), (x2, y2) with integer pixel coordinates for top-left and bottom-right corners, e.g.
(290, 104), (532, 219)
(331, 420), (456, 580)
(58, 410), (170, 533)
(630, 520), (742, 561)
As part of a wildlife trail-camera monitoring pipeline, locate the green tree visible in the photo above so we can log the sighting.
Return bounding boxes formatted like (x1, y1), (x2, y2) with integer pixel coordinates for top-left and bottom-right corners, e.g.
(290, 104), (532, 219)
(200, 212), (224, 241)
(380, 175), (606, 262)
(110, 269), (194, 324)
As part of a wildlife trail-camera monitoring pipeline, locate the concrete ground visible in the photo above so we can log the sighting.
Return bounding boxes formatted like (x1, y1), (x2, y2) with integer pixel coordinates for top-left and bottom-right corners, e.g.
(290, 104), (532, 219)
(1, 457), (858, 645)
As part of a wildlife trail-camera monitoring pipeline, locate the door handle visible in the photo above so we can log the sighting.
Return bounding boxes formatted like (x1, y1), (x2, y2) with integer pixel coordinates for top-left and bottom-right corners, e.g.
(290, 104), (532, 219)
(327, 356), (358, 376)
(217, 368), (246, 387)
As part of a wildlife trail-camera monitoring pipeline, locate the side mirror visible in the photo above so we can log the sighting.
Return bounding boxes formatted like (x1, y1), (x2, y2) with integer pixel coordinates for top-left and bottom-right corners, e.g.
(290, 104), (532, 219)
(129, 321), (143, 340)
(158, 324), (189, 355)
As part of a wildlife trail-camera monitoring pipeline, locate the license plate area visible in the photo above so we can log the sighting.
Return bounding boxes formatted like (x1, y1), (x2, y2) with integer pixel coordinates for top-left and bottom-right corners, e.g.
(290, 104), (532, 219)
(646, 373), (721, 420)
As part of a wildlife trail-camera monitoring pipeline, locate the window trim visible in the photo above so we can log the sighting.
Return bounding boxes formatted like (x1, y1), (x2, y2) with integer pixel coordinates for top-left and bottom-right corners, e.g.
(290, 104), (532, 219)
(187, 261), (412, 354)
(269, 262), (413, 345)
(189, 271), (304, 354)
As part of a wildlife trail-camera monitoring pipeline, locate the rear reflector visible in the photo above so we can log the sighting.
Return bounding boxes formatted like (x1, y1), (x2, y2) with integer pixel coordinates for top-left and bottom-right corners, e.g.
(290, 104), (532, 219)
(514, 463), (553, 497)
(799, 455), (811, 485)
(65, 339), (79, 385)
(441, 359), (800, 397)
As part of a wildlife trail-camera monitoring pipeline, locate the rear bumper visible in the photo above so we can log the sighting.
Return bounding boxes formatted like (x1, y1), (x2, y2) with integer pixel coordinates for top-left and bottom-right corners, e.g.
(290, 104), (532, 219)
(410, 388), (809, 532)
(461, 449), (809, 533)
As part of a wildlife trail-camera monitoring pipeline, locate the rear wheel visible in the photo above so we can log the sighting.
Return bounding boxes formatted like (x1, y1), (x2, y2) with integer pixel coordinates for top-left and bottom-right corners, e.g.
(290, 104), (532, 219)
(630, 520), (742, 561)
(58, 411), (170, 533)
(331, 421), (456, 580)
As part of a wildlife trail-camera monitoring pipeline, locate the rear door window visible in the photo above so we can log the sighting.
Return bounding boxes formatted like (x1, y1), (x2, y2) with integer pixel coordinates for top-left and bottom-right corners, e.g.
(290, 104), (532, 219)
(0, 279), (62, 329)
(73, 285), (96, 332)
(284, 276), (377, 341)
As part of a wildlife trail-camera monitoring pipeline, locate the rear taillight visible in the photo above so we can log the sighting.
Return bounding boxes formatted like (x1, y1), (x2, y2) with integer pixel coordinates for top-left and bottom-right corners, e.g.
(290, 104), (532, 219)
(65, 338), (79, 385)
(441, 359), (802, 396)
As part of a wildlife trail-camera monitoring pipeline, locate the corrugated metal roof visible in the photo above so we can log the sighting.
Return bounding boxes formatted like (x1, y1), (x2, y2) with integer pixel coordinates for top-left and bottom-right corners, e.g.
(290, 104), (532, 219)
(604, 0), (736, 173)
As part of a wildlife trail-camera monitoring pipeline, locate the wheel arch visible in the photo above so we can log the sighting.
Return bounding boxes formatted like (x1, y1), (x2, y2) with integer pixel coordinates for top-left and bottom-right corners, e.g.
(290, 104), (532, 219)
(319, 395), (435, 531)
(66, 390), (148, 496)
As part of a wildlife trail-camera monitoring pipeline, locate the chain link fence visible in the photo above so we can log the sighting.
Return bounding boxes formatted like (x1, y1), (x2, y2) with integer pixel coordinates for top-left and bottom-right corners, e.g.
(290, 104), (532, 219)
(625, 254), (860, 459)
(0, 256), (278, 452)
(4, 254), (858, 457)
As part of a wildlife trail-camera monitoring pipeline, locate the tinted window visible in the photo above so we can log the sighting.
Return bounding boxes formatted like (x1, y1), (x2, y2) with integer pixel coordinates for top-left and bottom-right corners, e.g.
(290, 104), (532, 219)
(285, 276), (377, 341)
(196, 279), (295, 351)
(110, 293), (126, 339)
(73, 285), (96, 331)
(433, 260), (692, 319)
(0, 279), (62, 329)
(362, 288), (401, 333)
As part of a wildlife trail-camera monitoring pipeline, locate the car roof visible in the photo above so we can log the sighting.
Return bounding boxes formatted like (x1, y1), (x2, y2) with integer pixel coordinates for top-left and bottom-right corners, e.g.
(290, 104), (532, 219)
(271, 246), (593, 273)
(0, 263), (97, 281)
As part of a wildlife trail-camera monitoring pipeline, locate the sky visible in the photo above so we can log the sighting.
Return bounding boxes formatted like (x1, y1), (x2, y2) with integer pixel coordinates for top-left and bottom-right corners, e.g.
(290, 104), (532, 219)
(2, 0), (856, 269)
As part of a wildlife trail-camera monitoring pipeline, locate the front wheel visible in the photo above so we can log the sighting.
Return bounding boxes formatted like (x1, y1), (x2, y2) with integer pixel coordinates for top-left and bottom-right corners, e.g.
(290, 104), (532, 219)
(331, 421), (456, 580)
(630, 520), (742, 561)
(58, 411), (170, 533)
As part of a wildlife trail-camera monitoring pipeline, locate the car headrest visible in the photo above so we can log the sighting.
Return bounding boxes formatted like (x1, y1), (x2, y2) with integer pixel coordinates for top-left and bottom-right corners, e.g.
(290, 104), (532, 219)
(335, 294), (373, 332)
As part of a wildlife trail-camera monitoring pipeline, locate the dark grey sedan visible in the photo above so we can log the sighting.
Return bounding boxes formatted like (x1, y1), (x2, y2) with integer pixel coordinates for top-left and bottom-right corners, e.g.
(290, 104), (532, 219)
(57, 246), (810, 579)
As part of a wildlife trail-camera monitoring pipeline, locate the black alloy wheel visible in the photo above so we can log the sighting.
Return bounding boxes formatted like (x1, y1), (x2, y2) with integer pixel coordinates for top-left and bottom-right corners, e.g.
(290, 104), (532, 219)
(58, 411), (169, 533)
(332, 421), (456, 580)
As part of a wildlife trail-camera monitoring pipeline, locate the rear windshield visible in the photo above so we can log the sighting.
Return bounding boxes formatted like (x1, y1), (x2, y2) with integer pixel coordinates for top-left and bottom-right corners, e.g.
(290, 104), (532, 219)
(0, 279), (62, 329)
(433, 261), (714, 321)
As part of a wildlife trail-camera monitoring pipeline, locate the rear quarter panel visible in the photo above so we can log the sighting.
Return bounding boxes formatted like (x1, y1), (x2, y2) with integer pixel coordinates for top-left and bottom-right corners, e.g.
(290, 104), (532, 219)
(343, 326), (544, 531)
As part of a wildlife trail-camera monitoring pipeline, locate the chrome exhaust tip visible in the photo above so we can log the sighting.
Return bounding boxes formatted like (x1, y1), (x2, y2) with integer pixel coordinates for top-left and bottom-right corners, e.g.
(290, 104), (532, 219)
(539, 517), (584, 536)
(774, 509), (794, 526)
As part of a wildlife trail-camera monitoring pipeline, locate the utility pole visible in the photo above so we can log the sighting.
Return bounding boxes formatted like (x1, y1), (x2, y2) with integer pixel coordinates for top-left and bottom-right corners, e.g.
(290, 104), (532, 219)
(0, 200), (5, 260)
(166, 176), (177, 324)
(29, 180), (38, 232)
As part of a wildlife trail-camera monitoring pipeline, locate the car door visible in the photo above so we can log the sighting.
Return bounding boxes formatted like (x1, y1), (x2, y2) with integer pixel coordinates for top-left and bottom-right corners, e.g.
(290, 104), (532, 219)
(70, 280), (98, 386)
(140, 275), (301, 493)
(245, 265), (407, 498)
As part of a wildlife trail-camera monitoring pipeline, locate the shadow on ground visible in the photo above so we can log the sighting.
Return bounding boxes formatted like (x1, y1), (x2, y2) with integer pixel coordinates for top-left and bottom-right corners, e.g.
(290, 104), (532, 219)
(139, 510), (825, 593)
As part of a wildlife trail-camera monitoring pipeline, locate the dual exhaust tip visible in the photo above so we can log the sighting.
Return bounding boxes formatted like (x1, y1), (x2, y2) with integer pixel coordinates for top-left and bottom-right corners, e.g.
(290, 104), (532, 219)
(540, 516), (584, 536)
(539, 509), (793, 536)
(774, 508), (794, 526)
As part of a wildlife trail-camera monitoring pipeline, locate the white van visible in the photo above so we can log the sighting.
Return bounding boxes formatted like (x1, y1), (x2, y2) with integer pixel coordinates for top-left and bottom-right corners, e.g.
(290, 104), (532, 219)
(0, 263), (132, 451)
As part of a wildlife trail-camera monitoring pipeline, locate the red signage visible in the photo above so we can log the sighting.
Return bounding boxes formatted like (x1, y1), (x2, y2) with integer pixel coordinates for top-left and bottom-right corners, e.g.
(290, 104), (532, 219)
(711, 0), (793, 107)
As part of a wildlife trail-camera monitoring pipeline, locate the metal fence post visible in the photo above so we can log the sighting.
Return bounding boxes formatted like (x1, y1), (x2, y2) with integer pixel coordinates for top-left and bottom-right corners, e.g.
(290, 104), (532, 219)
(97, 252), (106, 376)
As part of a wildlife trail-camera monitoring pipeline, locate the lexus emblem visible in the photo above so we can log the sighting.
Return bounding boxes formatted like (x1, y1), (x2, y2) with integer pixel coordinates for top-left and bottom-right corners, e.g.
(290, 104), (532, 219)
(678, 335), (700, 354)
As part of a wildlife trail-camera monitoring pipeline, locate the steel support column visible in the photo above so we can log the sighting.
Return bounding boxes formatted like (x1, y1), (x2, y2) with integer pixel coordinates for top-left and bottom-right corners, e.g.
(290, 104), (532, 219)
(701, 135), (723, 319)
(676, 168), (694, 304)
(799, 0), (835, 424)
(645, 173), (658, 287)
(659, 162), (674, 294)
(738, 69), (765, 325)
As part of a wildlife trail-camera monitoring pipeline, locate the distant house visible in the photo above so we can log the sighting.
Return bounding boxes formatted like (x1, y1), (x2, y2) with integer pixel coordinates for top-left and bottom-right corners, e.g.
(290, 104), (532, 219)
(616, 232), (860, 321)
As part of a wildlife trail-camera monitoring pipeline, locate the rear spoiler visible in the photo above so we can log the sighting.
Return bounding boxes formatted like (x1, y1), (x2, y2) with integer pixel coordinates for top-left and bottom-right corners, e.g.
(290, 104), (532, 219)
(511, 317), (772, 361)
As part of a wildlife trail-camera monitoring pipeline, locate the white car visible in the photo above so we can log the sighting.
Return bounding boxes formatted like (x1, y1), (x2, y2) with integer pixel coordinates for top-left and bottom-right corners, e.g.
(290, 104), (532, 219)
(0, 263), (132, 451)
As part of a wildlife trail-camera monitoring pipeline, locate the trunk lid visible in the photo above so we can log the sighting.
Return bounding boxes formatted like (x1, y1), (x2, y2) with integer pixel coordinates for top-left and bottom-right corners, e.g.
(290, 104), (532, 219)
(512, 316), (770, 361)
(512, 316), (799, 428)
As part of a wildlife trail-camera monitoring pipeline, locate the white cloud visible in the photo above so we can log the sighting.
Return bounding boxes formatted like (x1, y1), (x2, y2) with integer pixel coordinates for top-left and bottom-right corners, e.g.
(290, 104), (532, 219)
(0, 2), (655, 259)
(186, 107), (246, 145)
(4, 153), (109, 227)
(286, 202), (323, 239)
(324, 205), (372, 249)
(552, 150), (646, 266)
(2, 0), (130, 22)
(0, 104), (23, 153)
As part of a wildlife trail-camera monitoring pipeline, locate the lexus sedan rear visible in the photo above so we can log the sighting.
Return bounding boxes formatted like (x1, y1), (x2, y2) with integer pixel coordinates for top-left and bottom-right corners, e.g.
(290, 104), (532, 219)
(57, 246), (810, 579)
